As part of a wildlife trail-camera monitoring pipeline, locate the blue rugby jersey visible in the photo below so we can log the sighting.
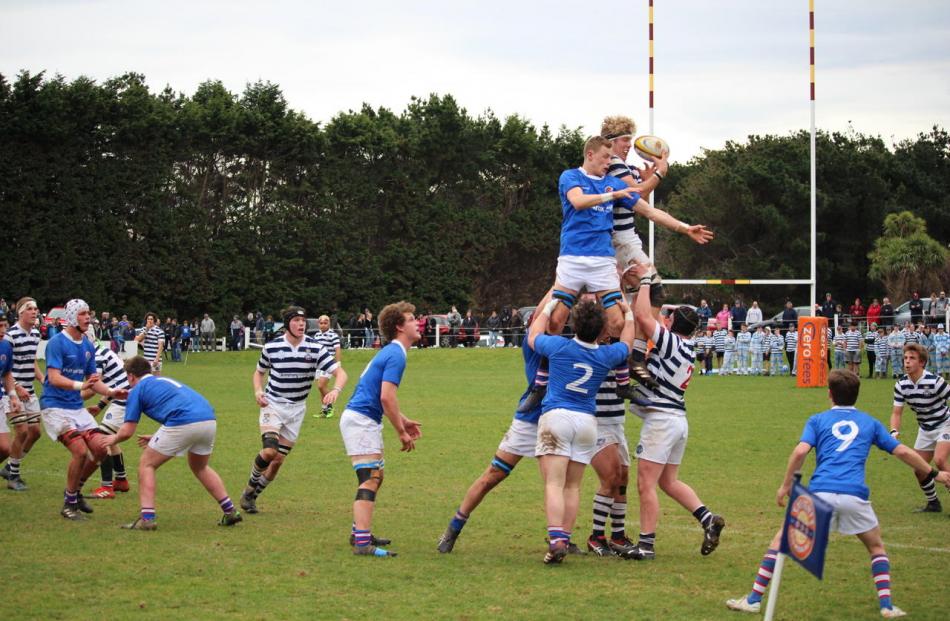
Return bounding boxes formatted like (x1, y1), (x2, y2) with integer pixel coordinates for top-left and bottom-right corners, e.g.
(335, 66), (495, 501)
(40, 332), (98, 410)
(346, 341), (407, 424)
(532, 335), (628, 415)
(558, 168), (638, 257)
(125, 375), (216, 426)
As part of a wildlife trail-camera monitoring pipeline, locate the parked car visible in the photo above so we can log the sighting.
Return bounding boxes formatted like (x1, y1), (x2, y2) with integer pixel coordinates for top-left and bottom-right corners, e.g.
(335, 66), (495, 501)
(427, 315), (453, 346)
(893, 297), (934, 327)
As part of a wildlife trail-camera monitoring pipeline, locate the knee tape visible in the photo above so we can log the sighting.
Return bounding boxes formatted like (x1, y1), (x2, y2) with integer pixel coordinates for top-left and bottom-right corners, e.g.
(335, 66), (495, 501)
(619, 485), (627, 496)
(355, 488), (377, 502)
(277, 444), (292, 456)
(58, 429), (85, 451)
(490, 455), (515, 476)
(261, 432), (280, 451)
(601, 290), (623, 309)
(553, 289), (577, 310)
(81, 430), (110, 461)
(354, 460), (384, 484)
(254, 454), (271, 470)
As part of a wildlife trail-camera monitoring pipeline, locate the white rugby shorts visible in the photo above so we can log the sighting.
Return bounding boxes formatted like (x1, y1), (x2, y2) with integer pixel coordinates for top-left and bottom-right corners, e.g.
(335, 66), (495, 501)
(555, 255), (620, 294)
(0, 396), (8, 434)
(259, 400), (307, 443)
(9, 394), (41, 425)
(635, 413), (688, 465)
(535, 408), (597, 464)
(594, 417), (630, 466)
(814, 492), (878, 535)
(340, 409), (384, 456)
(98, 404), (127, 434)
(148, 420), (217, 457)
(612, 231), (651, 273)
(913, 419), (950, 451)
(41, 407), (99, 441)
(497, 418), (539, 457)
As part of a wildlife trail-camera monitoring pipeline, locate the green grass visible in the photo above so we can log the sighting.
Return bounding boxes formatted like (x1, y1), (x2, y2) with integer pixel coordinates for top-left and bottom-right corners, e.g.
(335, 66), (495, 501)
(2, 349), (946, 620)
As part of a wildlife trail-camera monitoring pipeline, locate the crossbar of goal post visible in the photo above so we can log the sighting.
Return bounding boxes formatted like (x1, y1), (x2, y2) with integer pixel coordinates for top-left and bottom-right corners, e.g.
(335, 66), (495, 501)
(646, 1), (818, 317)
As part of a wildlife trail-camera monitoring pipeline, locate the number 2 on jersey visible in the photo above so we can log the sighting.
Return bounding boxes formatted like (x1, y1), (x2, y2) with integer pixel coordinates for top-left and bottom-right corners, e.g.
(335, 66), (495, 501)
(566, 363), (593, 394)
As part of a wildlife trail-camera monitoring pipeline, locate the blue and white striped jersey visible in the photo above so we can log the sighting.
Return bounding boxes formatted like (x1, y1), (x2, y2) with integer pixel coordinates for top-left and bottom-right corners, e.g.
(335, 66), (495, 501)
(713, 329), (727, 352)
(4, 323), (40, 395)
(751, 332), (765, 353)
(785, 330), (798, 351)
(633, 324), (695, 417)
(595, 371), (625, 419)
(770, 334), (784, 354)
(934, 332), (950, 354)
(257, 335), (338, 404)
(142, 326), (164, 360)
(736, 331), (752, 349)
(887, 331), (905, 350)
(314, 329), (341, 352)
(94, 345), (130, 406)
(724, 334), (736, 352)
(902, 329), (918, 344)
(833, 332), (847, 351)
(607, 155), (642, 234)
(893, 371), (950, 431)
(845, 329), (862, 352)
(875, 334), (889, 357)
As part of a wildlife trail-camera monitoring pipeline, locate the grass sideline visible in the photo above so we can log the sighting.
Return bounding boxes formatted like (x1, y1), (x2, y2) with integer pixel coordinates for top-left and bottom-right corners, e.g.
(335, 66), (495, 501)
(2, 348), (946, 620)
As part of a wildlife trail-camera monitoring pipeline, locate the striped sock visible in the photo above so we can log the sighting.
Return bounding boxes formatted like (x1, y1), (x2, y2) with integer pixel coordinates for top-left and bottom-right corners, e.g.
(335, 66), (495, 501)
(141, 507), (156, 521)
(693, 505), (713, 528)
(638, 532), (656, 551)
(218, 496), (235, 514)
(535, 369), (549, 388)
(247, 454), (268, 492)
(748, 549), (778, 604)
(9, 458), (20, 478)
(591, 494), (612, 538)
(633, 339), (648, 354)
(610, 501), (627, 540)
(614, 366), (630, 386)
(113, 453), (127, 480)
(352, 526), (372, 548)
(919, 476), (938, 503)
(449, 508), (469, 532)
(547, 526), (569, 546)
(871, 554), (893, 610)
(253, 475), (272, 499)
(64, 489), (78, 505)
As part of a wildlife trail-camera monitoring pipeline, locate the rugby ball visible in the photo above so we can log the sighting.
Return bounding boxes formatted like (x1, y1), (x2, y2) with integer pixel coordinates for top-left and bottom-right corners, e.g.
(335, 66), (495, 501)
(634, 135), (670, 162)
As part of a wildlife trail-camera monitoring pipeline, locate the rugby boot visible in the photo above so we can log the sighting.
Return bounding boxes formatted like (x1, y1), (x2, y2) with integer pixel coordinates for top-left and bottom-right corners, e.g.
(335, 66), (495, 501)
(542, 540), (568, 565)
(76, 494), (94, 514)
(7, 476), (28, 491)
(91, 486), (115, 499)
(113, 479), (130, 493)
(322, 404), (335, 419)
(614, 382), (639, 401)
(61, 503), (86, 521)
(0, 463), (10, 480)
(353, 545), (396, 557)
(350, 533), (392, 547)
(725, 596), (761, 613)
(880, 606), (907, 619)
(219, 511), (243, 526)
(586, 535), (615, 557)
(437, 526), (460, 553)
(701, 514), (726, 555)
(622, 544), (656, 561)
(629, 357), (659, 389)
(516, 385), (545, 413)
(913, 499), (941, 513)
(608, 536), (639, 557)
(566, 541), (586, 555)
(122, 517), (157, 531)
(240, 493), (259, 514)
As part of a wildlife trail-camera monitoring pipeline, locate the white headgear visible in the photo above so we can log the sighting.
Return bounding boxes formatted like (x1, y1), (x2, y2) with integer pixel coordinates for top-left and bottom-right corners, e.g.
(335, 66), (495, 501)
(64, 299), (89, 328)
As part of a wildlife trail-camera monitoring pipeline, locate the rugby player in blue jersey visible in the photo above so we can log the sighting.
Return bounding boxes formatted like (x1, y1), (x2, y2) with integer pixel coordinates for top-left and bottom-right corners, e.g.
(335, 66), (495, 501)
(725, 369), (950, 618)
(528, 294), (635, 564)
(106, 355), (242, 530)
(437, 292), (561, 554)
(0, 312), (21, 469)
(340, 301), (422, 557)
(40, 300), (128, 520)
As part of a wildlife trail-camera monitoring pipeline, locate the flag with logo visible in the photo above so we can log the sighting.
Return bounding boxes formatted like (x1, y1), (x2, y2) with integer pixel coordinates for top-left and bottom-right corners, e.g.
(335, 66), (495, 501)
(779, 480), (834, 579)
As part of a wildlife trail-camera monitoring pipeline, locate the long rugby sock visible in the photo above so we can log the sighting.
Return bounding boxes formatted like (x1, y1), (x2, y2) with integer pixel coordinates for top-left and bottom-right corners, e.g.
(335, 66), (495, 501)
(64, 489), (78, 506)
(449, 508), (469, 533)
(112, 453), (127, 480)
(919, 475), (938, 503)
(100, 458), (114, 485)
(632, 339), (648, 356)
(638, 532), (655, 551)
(871, 554), (893, 610)
(8, 458), (20, 478)
(253, 475), (272, 499)
(693, 505), (713, 528)
(591, 494), (612, 538)
(748, 549), (778, 604)
(610, 501), (627, 541)
(534, 368), (549, 389)
(218, 496), (235, 514)
(245, 454), (269, 494)
(547, 526), (569, 546)
(141, 507), (156, 521)
(352, 526), (372, 548)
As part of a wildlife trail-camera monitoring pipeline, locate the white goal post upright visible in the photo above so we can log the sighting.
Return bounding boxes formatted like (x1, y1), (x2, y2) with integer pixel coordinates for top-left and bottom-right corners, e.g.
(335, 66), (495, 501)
(645, 1), (817, 317)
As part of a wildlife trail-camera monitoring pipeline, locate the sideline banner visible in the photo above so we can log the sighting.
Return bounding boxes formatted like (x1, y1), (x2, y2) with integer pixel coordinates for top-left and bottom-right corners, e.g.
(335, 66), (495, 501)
(796, 316), (828, 388)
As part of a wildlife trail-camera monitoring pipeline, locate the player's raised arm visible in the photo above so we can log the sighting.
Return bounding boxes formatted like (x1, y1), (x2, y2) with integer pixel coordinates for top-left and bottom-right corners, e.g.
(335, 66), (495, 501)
(528, 298), (559, 349)
(565, 185), (635, 211)
(629, 263), (659, 338)
(632, 198), (714, 244)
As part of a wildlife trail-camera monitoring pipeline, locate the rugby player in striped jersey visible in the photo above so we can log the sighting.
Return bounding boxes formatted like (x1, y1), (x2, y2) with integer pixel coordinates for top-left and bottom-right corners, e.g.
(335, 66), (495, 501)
(623, 262), (724, 560)
(889, 343), (950, 513)
(313, 314), (343, 419)
(81, 342), (132, 498)
(135, 312), (165, 375)
(241, 307), (347, 514)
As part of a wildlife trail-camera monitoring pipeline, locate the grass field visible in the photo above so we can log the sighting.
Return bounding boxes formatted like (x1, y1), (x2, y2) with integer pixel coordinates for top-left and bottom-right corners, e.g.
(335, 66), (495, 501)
(2, 348), (946, 620)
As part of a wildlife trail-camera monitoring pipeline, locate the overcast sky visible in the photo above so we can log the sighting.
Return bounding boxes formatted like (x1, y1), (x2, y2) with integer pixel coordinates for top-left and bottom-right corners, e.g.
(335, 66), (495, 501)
(2, 0), (948, 161)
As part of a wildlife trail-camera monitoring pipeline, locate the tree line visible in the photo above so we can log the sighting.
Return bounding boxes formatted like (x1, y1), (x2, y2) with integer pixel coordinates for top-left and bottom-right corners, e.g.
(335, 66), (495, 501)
(2, 71), (947, 320)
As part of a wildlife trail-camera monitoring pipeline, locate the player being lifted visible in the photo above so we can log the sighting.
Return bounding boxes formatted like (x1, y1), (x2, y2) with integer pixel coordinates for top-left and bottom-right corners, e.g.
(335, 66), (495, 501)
(889, 343), (950, 513)
(340, 302), (422, 557)
(40, 299), (125, 520)
(437, 291), (558, 553)
(528, 295), (635, 564)
(726, 369), (950, 618)
(623, 263), (724, 560)
(241, 307), (347, 514)
(600, 115), (714, 387)
(0, 297), (44, 491)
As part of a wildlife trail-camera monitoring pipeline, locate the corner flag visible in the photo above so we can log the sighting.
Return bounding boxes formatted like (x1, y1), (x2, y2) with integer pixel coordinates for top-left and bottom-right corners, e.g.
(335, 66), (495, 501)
(779, 480), (833, 579)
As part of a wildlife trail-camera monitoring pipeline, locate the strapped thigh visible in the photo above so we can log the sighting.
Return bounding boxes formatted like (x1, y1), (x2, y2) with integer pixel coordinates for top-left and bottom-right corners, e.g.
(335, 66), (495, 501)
(553, 289), (577, 310)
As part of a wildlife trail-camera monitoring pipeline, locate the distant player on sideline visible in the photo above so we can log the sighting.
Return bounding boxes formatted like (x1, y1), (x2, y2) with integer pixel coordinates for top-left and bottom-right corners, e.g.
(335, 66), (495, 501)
(40, 299), (126, 520)
(601, 115), (713, 387)
(314, 314), (343, 419)
(889, 343), (950, 513)
(241, 307), (347, 513)
(0, 312), (22, 471)
(726, 369), (950, 618)
(528, 295), (635, 564)
(0, 297), (44, 491)
(437, 292), (557, 554)
(135, 312), (165, 375)
(82, 340), (132, 498)
(340, 302), (422, 557)
(106, 355), (243, 530)
(624, 263), (724, 560)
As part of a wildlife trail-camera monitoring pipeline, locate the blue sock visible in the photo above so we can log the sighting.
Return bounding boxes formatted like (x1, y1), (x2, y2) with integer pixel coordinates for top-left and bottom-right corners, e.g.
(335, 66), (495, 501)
(450, 508), (469, 532)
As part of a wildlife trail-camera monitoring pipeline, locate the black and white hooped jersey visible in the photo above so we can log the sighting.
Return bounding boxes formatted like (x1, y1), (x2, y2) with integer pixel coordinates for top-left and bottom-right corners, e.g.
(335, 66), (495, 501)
(713, 329), (727, 352)
(4, 324), (40, 395)
(633, 324), (695, 416)
(313, 329), (341, 352)
(595, 372), (625, 419)
(95, 345), (129, 407)
(257, 335), (338, 403)
(607, 155), (642, 234)
(142, 326), (164, 359)
(785, 331), (798, 351)
(893, 371), (950, 431)
(845, 330), (862, 352)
